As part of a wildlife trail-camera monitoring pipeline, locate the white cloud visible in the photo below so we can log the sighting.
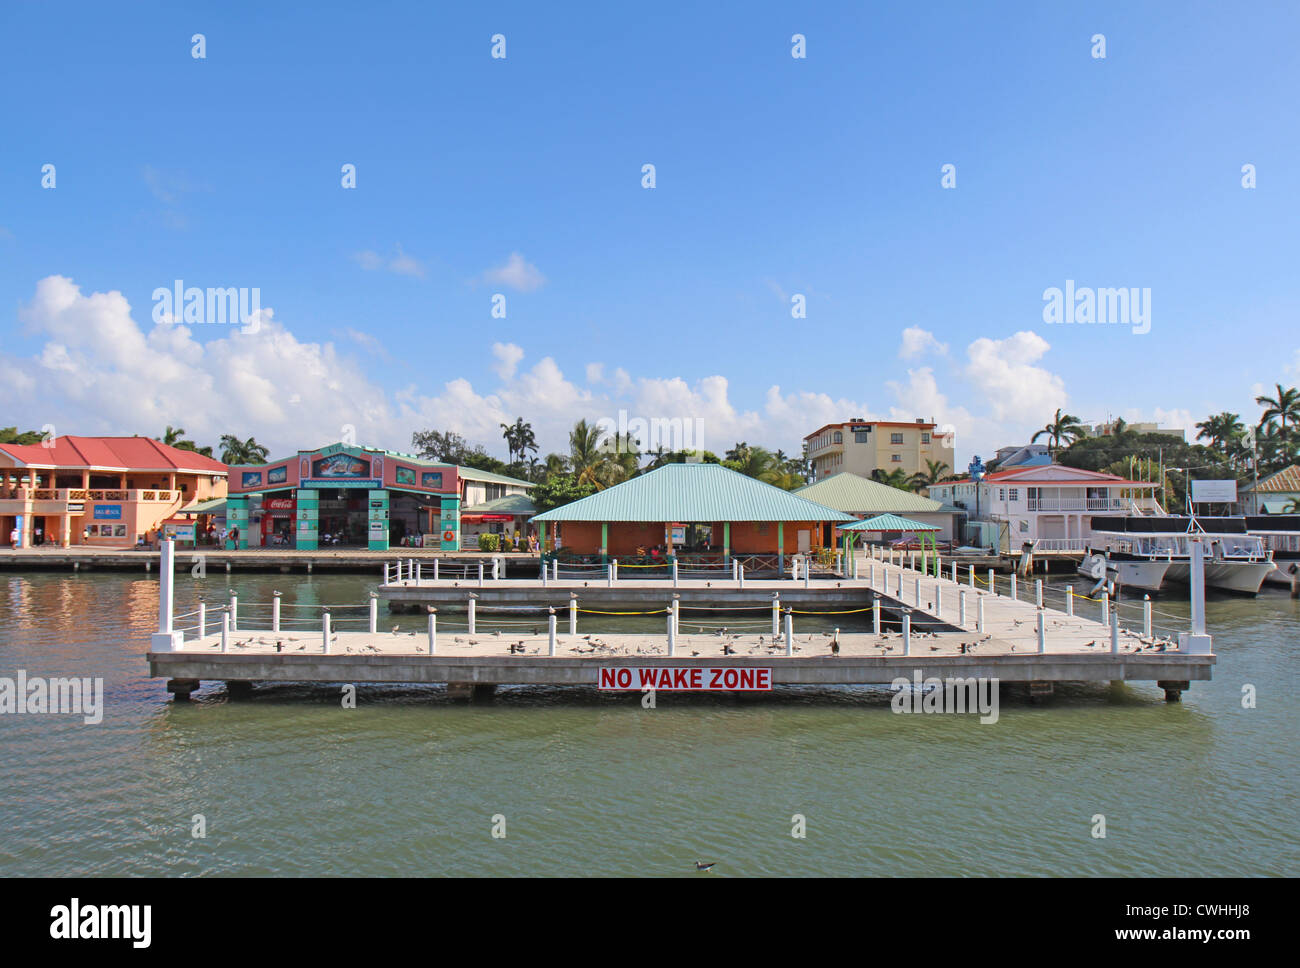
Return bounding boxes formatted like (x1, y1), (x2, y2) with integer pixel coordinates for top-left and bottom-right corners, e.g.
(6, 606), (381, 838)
(964, 331), (1067, 423)
(585, 362), (604, 384)
(352, 244), (426, 278)
(899, 326), (948, 360)
(491, 342), (525, 380)
(480, 252), (546, 292)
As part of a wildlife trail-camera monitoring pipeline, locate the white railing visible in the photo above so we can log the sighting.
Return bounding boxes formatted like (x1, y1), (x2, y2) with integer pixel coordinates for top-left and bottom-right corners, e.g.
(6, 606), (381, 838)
(1026, 498), (1130, 512)
(1032, 538), (1090, 552)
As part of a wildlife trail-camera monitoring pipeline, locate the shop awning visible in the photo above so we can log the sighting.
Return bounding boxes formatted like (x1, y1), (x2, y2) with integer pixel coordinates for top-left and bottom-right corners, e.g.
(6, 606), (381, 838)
(178, 498), (226, 515)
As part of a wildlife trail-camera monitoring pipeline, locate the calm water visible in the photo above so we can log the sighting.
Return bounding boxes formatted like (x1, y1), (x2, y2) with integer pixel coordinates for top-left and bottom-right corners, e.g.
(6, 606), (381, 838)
(1, 569), (1296, 877)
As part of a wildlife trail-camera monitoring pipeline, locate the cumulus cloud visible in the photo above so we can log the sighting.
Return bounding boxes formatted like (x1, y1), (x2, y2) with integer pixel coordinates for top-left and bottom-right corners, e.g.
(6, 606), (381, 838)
(965, 331), (1067, 423)
(899, 326), (948, 360)
(480, 252), (546, 292)
(491, 342), (525, 380)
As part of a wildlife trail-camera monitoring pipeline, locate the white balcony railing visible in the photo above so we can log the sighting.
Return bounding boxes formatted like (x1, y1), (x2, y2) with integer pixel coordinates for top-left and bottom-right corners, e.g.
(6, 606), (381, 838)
(1026, 498), (1129, 512)
(1033, 538), (1090, 552)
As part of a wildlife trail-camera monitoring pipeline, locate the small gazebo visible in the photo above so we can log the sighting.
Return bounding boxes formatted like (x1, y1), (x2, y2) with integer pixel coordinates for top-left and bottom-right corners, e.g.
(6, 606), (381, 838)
(837, 513), (943, 572)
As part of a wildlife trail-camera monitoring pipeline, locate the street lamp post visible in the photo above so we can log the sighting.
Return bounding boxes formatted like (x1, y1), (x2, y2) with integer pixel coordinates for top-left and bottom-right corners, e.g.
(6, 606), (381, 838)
(968, 456), (986, 548)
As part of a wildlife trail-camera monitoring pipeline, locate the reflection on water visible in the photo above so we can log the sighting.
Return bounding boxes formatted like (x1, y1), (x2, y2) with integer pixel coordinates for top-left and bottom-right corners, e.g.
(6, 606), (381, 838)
(0, 570), (1296, 876)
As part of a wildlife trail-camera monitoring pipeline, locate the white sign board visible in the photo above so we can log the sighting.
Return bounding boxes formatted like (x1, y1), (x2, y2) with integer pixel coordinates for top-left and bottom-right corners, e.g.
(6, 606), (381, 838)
(1191, 479), (1237, 504)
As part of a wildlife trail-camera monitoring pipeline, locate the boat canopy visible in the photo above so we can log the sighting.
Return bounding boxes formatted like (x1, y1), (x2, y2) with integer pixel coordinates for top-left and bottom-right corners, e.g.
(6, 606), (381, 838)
(1245, 514), (1300, 534)
(1089, 515), (1248, 536)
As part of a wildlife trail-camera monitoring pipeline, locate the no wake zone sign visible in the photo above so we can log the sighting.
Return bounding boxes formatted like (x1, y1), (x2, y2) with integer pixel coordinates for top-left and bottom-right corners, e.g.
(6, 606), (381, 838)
(598, 667), (772, 691)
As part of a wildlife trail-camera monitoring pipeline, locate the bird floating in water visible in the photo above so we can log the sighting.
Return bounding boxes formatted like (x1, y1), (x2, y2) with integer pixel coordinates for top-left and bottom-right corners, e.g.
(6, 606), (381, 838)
(694, 860), (717, 872)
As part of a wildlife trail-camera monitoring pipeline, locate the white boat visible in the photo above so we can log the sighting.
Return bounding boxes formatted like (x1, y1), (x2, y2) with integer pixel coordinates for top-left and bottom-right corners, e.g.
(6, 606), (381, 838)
(1082, 516), (1274, 596)
(1246, 515), (1300, 589)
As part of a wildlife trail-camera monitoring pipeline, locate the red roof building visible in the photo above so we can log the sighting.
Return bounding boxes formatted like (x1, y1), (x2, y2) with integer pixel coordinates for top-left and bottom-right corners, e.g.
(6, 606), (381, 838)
(0, 436), (228, 548)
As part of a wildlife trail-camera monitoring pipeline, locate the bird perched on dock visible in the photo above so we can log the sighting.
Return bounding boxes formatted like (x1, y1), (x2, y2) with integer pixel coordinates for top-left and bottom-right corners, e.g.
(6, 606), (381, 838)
(830, 631), (840, 656)
(392, 626), (400, 634)
(691, 650), (700, 657)
(721, 643), (735, 656)
(694, 861), (717, 872)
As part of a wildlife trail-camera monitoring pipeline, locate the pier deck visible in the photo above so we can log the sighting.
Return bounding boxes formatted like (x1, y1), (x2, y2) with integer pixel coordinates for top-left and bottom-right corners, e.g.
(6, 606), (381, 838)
(149, 552), (1214, 699)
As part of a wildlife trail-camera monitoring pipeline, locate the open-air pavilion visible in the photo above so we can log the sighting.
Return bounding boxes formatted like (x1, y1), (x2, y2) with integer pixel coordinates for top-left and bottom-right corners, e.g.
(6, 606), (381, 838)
(530, 462), (853, 573)
(838, 512), (943, 573)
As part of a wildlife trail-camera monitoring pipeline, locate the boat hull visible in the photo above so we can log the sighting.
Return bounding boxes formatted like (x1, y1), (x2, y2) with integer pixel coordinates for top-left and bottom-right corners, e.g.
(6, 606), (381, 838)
(1164, 561), (1275, 595)
(1077, 553), (1171, 592)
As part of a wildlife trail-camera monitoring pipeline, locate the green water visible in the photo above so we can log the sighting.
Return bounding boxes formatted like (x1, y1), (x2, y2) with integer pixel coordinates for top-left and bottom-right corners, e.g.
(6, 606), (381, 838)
(0, 570), (1296, 876)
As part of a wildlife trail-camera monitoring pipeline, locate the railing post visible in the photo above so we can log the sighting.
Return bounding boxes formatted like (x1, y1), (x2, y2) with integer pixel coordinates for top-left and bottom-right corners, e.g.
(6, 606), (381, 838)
(416, 560), (422, 583)
(969, 565), (975, 588)
(951, 560), (957, 583)
(869, 561), (876, 588)
(427, 606), (437, 655)
(1101, 591), (1110, 627)
(1010, 573), (1017, 601)
(977, 594), (985, 635)
(1144, 595), (1152, 638)
(569, 596), (577, 636)
(804, 559), (810, 588)
(540, 558), (547, 586)
(229, 593), (238, 632)
(772, 593), (780, 637)
(1037, 609), (1046, 653)
(901, 611), (911, 655)
(1066, 585), (1074, 616)
(673, 560), (679, 588)
(492, 557), (499, 581)
(322, 608), (331, 654)
(987, 569), (994, 594)
(608, 559), (616, 587)
(383, 561), (390, 585)
(738, 563), (745, 588)
(552, 559), (559, 581)
(468, 595), (477, 635)
(548, 607), (557, 656)
(478, 561), (484, 587)
(221, 610), (229, 653)
(784, 609), (793, 656)
(672, 596), (680, 636)
(959, 589), (967, 627)
(1035, 579), (1043, 608)
(914, 576), (920, 606)
(433, 558), (439, 582)
(873, 595), (881, 636)
(197, 597), (206, 640)
(1110, 608), (1119, 654)
(368, 591), (377, 634)
(272, 590), (281, 632)
(935, 585), (942, 619)
(667, 604), (676, 656)
(895, 571), (902, 598)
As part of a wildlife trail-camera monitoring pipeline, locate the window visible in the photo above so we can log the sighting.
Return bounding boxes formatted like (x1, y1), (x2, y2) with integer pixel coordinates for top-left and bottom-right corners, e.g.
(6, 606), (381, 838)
(921, 432), (931, 444)
(1008, 488), (1019, 501)
(854, 431), (869, 443)
(890, 433), (904, 445)
(833, 431), (843, 444)
(891, 454), (902, 462)
(999, 488), (1005, 501)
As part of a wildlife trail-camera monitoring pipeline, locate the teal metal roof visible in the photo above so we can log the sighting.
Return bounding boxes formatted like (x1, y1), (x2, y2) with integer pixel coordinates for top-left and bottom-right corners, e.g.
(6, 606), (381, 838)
(463, 493), (537, 515)
(531, 463), (855, 523)
(795, 472), (942, 513)
(838, 513), (940, 532)
(178, 498), (226, 514)
(455, 465), (534, 488)
(1260, 499), (1298, 514)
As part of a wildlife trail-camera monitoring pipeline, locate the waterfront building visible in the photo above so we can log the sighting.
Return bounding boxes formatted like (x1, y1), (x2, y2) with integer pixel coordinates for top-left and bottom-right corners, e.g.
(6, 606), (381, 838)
(1087, 419), (1186, 441)
(803, 418), (955, 483)
(226, 442), (532, 550)
(1240, 464), (1300, 515)
(0, 436), (227, 548)
(793, 472), (963, 542)
(529, 462), (853, 568)
(926, 464), (1162, 551)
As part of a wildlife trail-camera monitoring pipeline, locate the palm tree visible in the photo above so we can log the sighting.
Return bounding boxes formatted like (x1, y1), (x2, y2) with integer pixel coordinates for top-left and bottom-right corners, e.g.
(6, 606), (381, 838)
(161, 425), (186, 446)
(1256, 383), (1300, 457)
(1195, 412), (1245, 453)
(872, 468), (912, 490)
(219, 435), (269, 465)
(569, 419), (608, 488)
(543, 452), (569, 477)
(1031, 408), (1086, 458)
(731, 446), (777, 480)
(500, 417), (536, 465)
(909, 458), (950, 491)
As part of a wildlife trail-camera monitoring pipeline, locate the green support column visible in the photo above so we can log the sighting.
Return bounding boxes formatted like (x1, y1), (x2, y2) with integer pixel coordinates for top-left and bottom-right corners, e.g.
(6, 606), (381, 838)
(439, 496), (460, 551)
(367, 489), (389, 550)
(295, 489), (319, 550)
(600, 522), (608, 563)
(723, 521), (730, 562)
(225, 496), (249, 549)
(778, 521), (785, 575)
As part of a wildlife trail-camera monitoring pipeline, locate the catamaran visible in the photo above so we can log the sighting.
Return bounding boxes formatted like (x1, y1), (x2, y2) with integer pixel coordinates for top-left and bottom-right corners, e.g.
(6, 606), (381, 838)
(1245, 515), (1300, 589)
(1079, 515), (1275, 596)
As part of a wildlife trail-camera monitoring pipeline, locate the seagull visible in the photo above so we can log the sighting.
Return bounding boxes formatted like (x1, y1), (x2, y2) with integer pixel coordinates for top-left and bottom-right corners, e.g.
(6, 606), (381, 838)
(691, 650), (700, 657)
(694, 861), (717, 872)
(830, 632), (840, 656)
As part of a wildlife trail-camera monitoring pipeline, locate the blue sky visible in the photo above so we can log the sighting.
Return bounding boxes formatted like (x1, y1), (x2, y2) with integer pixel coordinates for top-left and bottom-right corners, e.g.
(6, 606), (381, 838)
(2, 0), (1298, 465)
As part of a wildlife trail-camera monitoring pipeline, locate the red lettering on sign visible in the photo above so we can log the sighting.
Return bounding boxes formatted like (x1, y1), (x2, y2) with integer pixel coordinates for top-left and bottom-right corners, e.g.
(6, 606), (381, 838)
(638, 669), (658, 689)
(739, 669), (755, 690)
(723, 669), (738, 689)
(599, 669), (617, 689)
(672, 668), (688, 689)
(690, 669), (702, 689)
(757, 669), (771, 689)
(709, 668), (724, 689)
(617, 669), (632, 688)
